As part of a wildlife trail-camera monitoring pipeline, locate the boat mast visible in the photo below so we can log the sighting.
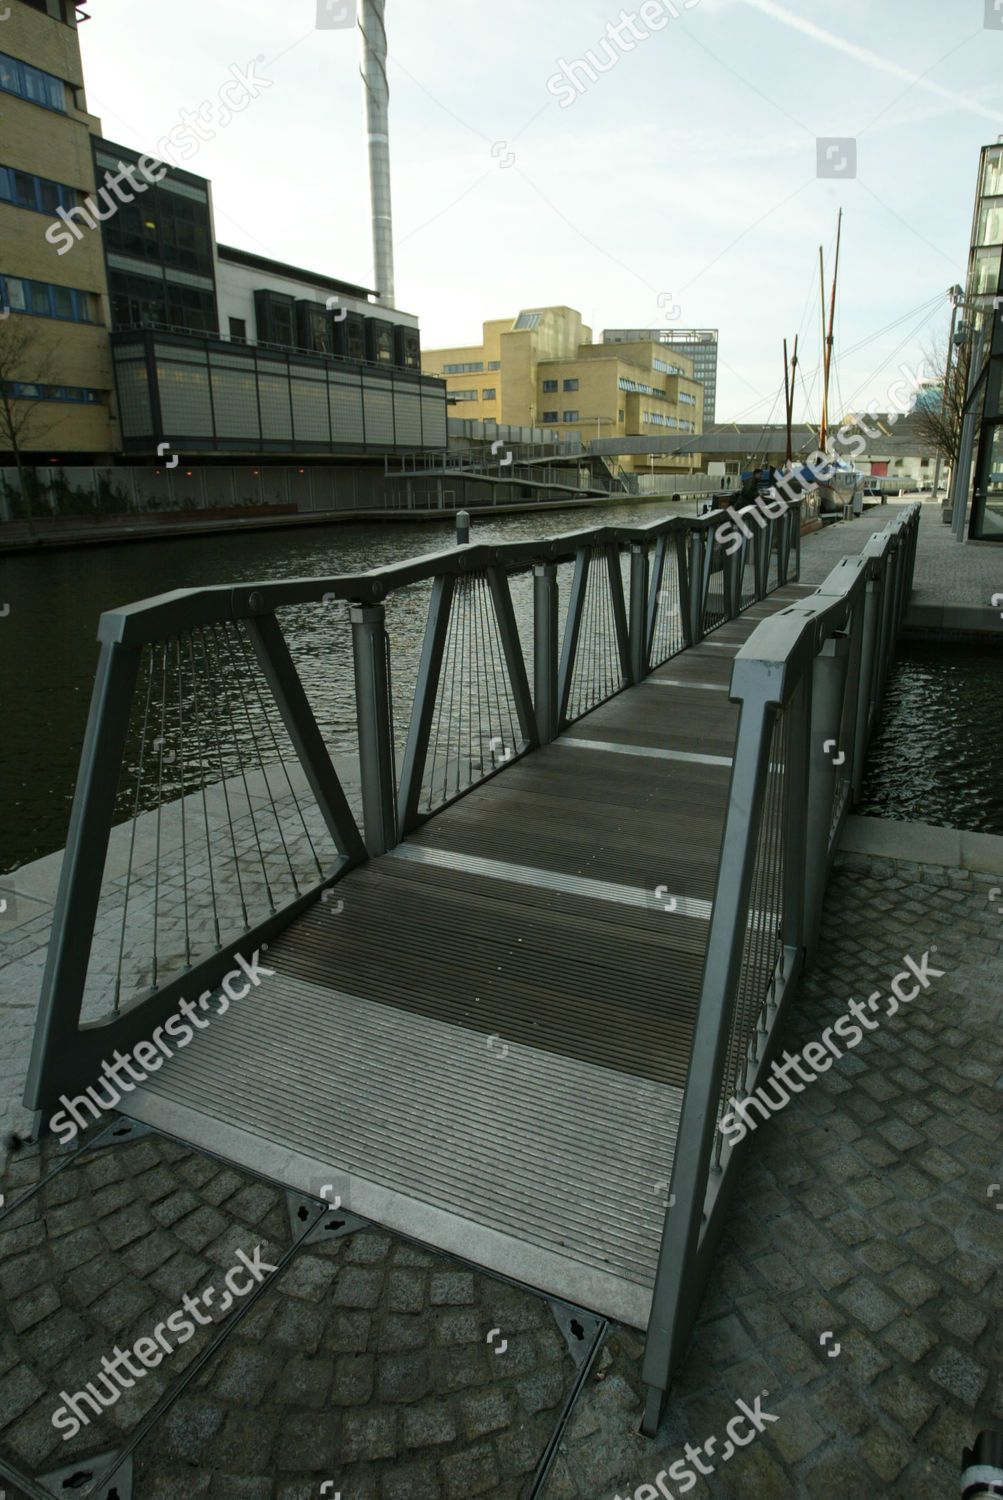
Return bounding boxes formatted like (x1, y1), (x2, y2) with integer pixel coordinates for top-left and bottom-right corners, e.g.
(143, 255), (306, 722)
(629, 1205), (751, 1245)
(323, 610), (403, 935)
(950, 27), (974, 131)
(783, 334), (799, 464)
(821, 208), (843, 456)
(819, 246), (827, 452)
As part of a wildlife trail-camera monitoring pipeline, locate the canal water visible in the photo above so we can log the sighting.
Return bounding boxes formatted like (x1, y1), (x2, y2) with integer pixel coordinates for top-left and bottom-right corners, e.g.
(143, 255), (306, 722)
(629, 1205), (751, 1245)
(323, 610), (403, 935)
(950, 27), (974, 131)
(857, 640), (1003, 837)
(0, 499), (672, 874)
(4, 508), (999, 877)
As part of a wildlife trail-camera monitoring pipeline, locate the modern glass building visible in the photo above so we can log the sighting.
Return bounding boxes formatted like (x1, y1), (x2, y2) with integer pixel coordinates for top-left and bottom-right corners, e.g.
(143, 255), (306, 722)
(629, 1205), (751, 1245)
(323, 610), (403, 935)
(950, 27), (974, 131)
(965, 140), (1003, 539)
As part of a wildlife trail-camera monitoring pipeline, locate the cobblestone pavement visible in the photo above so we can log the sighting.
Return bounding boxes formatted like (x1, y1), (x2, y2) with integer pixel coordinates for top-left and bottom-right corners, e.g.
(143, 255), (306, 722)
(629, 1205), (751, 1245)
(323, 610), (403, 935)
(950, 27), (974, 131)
(797, 495), (1003, 613)
(0, 1127), (584, 1499)
(541, 850), (1003, 1498)
(2, 848), (999, 1498)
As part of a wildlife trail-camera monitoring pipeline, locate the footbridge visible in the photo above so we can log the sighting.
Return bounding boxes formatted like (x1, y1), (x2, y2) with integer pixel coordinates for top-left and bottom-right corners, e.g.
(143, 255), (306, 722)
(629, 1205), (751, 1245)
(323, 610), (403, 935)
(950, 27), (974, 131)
(24, 498), (920, 1431)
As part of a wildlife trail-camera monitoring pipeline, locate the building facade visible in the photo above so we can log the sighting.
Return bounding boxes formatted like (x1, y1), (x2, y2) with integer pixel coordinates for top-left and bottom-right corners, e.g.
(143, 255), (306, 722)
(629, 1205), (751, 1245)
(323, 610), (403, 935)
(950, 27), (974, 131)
(967, 140), (1003, 539)
(965, 140), (1003, 330)
(423, 307), (703, 473)
(0, 0), (118, 464)
(91, 139), (444, 460)
(603, 328), (718, 424)
(0, 4), (444, 482)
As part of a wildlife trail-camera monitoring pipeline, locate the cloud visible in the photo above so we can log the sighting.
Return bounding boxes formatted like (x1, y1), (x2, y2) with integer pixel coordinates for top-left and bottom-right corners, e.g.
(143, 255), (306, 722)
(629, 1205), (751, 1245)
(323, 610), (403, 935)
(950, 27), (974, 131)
(738, 0), (1000, 123)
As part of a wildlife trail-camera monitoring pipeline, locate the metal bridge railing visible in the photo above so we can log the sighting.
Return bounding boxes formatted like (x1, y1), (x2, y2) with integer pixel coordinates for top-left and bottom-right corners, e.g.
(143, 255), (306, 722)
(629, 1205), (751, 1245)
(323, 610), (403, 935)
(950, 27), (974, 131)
(639, 501), (921, 1434)
(23, 499), (801, 1126)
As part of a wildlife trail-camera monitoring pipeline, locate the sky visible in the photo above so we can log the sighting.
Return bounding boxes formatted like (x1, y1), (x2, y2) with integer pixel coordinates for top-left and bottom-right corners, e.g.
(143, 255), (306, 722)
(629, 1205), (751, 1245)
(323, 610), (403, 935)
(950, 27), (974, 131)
(77, 0), (1002, 426)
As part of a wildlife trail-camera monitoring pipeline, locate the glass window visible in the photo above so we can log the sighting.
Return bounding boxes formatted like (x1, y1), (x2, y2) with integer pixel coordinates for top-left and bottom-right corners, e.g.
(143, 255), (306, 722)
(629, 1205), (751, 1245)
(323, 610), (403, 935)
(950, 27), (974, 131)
(542, 379), (558, 392)
(3, 276), (26, 311)
(487, 360), (500, 370)
(482, 388), (496, 400)
(977, 197), (1003, 249)
(562, 410), (578, 422)
(14, 171), (36, 208)
(229, 317), (247, 343)
(563, 378), (579, 391)
(0, 53), (65, 111)
(1, 276), (94, 322)
(50, 284), (74, 319)
(38, 178), (64, 214)
(541, 410), (558, 422)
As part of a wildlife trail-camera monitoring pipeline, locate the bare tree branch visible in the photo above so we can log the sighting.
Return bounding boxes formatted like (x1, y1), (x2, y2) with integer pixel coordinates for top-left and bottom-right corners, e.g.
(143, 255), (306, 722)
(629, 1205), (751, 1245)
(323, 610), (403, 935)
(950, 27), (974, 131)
(911, 332), (969, 468)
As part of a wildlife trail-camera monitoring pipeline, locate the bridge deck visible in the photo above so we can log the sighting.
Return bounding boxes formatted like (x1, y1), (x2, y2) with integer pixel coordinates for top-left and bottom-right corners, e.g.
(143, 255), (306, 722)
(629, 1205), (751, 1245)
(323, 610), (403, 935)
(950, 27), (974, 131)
(122, 582), (816, 1326)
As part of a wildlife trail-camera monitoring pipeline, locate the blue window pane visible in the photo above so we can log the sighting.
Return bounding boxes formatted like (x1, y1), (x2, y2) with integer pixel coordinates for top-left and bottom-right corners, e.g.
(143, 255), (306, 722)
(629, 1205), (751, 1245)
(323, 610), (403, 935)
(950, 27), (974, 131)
(39, 179), (62, 214)
(50, 285), (74, 318)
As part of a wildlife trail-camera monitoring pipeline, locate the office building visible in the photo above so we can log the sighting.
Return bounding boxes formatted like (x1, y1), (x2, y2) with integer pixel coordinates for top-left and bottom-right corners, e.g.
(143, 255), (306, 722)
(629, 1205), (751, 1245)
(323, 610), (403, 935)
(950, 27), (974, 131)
(967, 139), (1003, 539)
(95, 139), (444, 459)
(0, 0), (118, 465)
(604, 328), (718, 423)
(423, 307), (703, 473)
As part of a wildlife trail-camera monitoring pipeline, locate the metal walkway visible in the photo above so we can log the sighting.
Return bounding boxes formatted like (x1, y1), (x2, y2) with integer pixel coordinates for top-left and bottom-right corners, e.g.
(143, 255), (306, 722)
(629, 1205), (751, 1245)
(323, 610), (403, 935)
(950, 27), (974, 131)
(119, 583), (811, 1326)
(23, 499), (920, 1430)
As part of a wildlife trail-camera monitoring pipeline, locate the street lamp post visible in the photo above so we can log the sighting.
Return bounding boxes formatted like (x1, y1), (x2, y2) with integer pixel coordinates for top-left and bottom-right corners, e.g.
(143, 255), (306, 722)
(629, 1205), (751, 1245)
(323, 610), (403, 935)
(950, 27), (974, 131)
(933, 285), (963, 507)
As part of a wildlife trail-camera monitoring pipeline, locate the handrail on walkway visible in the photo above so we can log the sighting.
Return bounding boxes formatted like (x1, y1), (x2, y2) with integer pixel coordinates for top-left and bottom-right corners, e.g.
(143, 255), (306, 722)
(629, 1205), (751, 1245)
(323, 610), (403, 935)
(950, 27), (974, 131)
(639, 501), (921, 1433)
(25, 500), (801, 1119)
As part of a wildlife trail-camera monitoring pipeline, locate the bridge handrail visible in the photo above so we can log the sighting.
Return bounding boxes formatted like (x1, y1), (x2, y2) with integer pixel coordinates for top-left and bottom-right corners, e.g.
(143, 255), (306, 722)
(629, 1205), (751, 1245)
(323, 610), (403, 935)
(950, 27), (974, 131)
(96, 511), (745, 645)
(640, 500), (921, 1433)
(24, 498), (802, 1125)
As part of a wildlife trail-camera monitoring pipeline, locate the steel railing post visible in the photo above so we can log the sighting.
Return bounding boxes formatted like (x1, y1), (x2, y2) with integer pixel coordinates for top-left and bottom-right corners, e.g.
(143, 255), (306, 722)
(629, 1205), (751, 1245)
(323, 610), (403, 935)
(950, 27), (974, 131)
(534, 563), (559, 744)
(851, 577), (880, 799)
(351, 603), (398, 855)
(687, 529), (706, 644)
(641, 684), (777, 1434)
(724, 538), (743, 619)
(629, 542), (649, 683)
(23, 634), (141, 1118)
(781, 673), (810, 959)
(803, 633), (851, 960)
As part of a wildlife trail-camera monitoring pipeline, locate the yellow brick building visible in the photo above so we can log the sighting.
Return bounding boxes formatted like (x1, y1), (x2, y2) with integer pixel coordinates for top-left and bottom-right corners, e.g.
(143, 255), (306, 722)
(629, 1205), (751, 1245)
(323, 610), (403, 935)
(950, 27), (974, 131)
(0, 0), (117, 461)
(423, 306), (703, 473)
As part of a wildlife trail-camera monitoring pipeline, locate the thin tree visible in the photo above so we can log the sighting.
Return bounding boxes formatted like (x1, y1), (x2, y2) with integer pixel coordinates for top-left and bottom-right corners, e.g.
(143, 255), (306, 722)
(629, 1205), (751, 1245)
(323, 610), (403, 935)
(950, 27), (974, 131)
(911, 332), (970, 471)
(0, 313), (60, 529)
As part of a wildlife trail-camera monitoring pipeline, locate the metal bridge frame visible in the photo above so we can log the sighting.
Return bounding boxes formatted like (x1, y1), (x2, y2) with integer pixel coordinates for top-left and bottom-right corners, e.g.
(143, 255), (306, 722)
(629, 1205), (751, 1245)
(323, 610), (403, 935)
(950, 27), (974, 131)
(22, 498), (920, 1432)
(639, 502), (920, 1430)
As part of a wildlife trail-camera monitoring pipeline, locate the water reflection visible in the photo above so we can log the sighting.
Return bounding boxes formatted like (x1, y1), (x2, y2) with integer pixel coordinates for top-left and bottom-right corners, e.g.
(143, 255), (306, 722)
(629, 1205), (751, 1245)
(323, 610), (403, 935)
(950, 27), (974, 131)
(858, 642), (1003, 835)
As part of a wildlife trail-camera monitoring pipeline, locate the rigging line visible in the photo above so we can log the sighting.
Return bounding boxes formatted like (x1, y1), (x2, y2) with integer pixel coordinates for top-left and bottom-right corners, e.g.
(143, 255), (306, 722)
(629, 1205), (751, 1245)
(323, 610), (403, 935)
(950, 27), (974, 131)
(840, 299), (944, 412)
(855, 178), (957, 268)
(839, 292), (945, 359)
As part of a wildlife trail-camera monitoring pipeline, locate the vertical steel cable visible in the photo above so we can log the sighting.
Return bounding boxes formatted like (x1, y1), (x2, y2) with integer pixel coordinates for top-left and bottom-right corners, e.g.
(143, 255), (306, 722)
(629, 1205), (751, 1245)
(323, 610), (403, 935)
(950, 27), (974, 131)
(197, 628), (249, 933)
(233, 619), (327, 891)
(187, 633), (221, 950)
(223, 622), (282, 909)
(151, 640), (169, 988)
(113, 644), (154, 1014)
(175, 637), (192, 969)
